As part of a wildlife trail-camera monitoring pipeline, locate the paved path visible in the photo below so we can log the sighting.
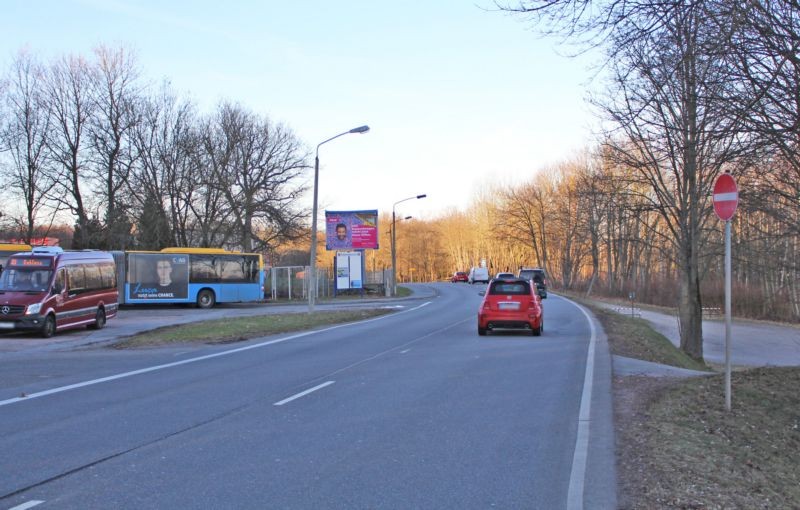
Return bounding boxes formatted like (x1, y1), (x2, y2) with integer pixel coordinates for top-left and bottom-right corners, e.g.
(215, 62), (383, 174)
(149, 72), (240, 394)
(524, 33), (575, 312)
(594, 300), (800, 368)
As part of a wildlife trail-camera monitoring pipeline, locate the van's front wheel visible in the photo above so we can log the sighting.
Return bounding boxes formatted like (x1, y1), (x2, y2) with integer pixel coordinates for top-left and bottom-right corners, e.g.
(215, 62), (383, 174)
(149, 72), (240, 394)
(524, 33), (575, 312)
(41, 315), (56, 338)
(197, 289), (216, 309)
(88, 308), (106, 330)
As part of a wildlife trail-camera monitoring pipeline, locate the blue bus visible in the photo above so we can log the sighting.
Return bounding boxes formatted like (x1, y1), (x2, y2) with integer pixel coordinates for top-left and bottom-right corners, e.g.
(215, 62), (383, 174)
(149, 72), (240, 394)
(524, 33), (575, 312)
(114, 248), (265, 308)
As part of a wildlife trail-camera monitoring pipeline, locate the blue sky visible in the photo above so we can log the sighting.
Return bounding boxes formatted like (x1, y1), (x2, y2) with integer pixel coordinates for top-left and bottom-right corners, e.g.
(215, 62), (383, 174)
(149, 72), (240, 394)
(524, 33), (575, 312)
(3, 0), (599, 219)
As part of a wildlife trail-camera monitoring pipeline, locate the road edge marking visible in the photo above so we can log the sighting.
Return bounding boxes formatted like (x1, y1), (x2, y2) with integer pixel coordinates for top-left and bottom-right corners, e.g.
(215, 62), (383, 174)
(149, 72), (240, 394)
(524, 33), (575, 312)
(562, 296), (597, 510)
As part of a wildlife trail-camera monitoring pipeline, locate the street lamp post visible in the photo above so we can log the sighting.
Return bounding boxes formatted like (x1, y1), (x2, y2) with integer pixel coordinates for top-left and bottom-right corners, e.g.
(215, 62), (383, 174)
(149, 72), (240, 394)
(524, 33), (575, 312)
(391, 194), (426, 296)
(308, 125), (370, 312)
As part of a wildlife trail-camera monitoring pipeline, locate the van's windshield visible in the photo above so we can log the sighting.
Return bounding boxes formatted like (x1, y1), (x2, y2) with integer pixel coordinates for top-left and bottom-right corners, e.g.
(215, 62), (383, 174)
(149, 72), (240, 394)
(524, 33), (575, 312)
(0, 268), (52, 292)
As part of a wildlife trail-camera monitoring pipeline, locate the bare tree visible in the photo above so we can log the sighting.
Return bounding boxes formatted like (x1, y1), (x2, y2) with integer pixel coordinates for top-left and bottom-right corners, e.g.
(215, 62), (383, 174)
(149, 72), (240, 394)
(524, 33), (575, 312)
(498, 0), (750, 360)
(202, 102), (309, 252)
(87, 45), (142, 249)
(0, 51), (58, 242)
(129, 83), (197, 248)
(42, 54), (95, 248)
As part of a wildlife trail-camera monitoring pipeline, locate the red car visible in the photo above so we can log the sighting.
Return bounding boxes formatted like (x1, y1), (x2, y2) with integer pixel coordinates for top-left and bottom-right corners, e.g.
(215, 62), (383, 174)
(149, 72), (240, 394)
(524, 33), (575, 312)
(477, 277), (543, 336)
(450, 271), (468, 283)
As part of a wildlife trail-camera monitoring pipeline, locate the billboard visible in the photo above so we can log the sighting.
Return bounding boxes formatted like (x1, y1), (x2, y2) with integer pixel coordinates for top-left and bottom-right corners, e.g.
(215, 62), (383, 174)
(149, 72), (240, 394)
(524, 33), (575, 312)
(325, 210), (379, 251)
(127, 253), (189, 300)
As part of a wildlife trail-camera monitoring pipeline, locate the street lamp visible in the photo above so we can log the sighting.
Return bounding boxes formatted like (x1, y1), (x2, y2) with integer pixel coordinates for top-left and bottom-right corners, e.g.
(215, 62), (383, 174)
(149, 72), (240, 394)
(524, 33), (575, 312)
(391, 194), (426, 296)
(308, 125), (370, 312)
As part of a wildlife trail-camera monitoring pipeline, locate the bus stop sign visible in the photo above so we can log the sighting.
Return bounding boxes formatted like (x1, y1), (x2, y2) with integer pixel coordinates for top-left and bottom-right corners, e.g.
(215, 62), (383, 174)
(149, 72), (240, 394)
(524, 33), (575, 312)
(713, 173), (739, 221)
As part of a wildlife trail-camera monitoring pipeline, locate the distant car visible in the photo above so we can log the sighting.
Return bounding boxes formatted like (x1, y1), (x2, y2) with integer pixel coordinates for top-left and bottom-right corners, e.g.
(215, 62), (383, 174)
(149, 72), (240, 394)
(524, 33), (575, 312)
(451, 271), (468, 283)
(518, 267), (547, 299)
(477, 277), (543, 336)
(468, 266), (490, 284)
(494, 272), (515, 280)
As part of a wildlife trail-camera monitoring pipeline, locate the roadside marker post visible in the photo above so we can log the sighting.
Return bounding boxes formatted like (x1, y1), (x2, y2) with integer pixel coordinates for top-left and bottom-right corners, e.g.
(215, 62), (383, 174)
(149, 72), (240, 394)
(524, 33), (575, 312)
(713, 172), (739, 411)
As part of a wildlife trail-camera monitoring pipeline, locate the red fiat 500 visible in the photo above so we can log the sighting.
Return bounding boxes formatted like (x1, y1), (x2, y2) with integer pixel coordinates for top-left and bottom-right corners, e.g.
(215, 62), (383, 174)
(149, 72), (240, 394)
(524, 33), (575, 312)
(477, 277), (543, 336)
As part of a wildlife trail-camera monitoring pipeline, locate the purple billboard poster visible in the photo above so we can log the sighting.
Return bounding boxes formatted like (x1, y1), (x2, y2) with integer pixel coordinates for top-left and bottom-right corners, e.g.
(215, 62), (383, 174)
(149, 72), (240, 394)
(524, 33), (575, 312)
(325, 210), (379, 251)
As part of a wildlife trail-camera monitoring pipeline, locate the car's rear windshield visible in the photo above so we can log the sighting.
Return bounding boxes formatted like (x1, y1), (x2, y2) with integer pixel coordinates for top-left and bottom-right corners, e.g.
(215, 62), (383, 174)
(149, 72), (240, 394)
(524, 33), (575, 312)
(519, 270), (544, 283)
(489, 282), (530, 295)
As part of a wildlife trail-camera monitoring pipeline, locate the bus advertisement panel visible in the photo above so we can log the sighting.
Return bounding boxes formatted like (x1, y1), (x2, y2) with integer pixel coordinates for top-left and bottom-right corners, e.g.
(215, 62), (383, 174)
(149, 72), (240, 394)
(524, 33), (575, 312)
(127, 253), (189, 300)
(119, 249), (264, 308)
(325, 210), (378, 251)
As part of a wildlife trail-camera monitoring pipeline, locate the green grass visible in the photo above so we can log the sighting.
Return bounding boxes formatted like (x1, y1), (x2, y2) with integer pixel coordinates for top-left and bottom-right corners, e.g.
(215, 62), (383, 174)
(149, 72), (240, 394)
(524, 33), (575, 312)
(114, 309), (395, 348)
(581, 300), (709, 372)
(395, 286), (413, 297)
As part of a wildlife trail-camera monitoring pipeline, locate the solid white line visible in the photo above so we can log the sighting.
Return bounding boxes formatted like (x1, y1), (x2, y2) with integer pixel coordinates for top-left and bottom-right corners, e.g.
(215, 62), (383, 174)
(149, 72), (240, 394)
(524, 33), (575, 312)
(0, 301), (433, 408)
(562, 296), (597, 510)
(8, 501), (45, 510)
(399, 349), (411, 354)
(273, 381), (335, 406)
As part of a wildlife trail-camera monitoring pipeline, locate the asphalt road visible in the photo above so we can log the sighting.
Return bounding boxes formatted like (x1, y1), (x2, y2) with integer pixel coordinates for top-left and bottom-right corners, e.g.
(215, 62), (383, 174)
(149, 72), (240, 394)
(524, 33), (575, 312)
(0, 283), (615, 509)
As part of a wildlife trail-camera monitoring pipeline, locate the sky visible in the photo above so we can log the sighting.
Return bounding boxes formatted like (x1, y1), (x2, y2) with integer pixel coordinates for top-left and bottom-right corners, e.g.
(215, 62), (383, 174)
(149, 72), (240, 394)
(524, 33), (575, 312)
(2, 0), (600, 220)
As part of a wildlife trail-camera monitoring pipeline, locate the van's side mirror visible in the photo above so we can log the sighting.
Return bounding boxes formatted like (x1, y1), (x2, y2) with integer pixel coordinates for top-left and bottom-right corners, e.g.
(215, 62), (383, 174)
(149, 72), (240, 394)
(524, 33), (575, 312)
(478, 290), (486, 296)
(52, 282), (63, 295)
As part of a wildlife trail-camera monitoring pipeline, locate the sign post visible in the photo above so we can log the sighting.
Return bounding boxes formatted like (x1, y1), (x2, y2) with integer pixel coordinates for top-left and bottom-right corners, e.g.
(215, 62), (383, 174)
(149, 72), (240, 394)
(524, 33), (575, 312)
(713, 172), (739, 411)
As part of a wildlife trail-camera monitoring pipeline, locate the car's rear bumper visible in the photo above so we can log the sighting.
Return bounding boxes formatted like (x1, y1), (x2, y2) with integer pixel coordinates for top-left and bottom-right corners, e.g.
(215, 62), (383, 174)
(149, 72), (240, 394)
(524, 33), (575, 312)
(478, 313), (542, 330)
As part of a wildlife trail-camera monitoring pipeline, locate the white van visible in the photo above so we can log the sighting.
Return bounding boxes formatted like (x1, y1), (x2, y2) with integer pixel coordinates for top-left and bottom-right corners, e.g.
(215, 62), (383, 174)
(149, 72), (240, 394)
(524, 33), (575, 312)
(468, 266), (490, 284)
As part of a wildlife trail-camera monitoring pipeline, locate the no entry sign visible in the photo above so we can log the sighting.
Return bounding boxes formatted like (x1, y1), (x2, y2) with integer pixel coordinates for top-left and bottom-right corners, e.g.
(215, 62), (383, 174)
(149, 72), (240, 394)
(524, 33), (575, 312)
(713, 173), (739, 221)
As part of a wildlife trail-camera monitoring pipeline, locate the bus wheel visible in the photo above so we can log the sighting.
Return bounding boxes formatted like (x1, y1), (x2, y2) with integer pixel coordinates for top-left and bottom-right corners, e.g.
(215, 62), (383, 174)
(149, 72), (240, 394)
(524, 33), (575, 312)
(197, 289), (216, 309)
(41, 315), (56, 338)
(89, 308), (106, 330)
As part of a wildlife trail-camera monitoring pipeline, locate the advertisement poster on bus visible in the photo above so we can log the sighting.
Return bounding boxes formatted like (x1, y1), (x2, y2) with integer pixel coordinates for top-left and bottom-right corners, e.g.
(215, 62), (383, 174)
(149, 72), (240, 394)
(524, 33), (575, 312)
(127, 253), (189, 300)
(325, 210), (378, 251)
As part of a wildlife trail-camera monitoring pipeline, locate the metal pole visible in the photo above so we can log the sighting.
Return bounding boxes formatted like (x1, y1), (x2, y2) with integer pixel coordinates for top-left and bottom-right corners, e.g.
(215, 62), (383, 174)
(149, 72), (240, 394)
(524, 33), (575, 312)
(725, 219), (732, 411)
(391, 209), (397, 296)
(308, 154), (319, 312)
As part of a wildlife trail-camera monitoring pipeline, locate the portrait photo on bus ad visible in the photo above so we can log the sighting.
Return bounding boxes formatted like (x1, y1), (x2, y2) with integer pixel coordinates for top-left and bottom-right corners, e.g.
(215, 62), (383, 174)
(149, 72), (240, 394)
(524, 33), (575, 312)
(127, 253), (189, 300)
(325, 210), (378, 251)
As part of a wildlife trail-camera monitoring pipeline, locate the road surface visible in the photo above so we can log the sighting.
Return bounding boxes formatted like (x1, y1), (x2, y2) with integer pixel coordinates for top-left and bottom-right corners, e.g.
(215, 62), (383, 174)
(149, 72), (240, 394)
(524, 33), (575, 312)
(0, 283), (615, 509)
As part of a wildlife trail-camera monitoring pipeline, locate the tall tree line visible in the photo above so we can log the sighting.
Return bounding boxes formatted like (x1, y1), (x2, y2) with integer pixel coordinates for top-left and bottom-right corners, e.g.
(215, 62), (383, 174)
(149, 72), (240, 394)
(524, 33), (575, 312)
(0, 46), (309, 252)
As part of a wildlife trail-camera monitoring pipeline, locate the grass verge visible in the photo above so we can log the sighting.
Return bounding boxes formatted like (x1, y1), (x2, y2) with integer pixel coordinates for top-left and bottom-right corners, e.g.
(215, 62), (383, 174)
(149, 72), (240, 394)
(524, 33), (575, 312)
(114, 309), (395, 348)
(573, 296), (800, 507)
(617, 369), (800, 508)
(583, 302), (709, 372)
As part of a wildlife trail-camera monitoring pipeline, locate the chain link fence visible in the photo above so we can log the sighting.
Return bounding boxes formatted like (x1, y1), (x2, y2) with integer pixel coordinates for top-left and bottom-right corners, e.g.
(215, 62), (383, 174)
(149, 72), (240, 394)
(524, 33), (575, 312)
(265, 266), (392, 300)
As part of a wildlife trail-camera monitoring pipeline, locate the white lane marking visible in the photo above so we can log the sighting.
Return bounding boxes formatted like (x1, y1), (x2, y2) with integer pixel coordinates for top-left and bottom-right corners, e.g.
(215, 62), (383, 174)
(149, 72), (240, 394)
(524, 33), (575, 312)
(9, 501), (45, 510)
(562, 296), (597, 510)
(0, 302), (433, 408)
(273, 381), (335, 406)
(399, 349), (411, 354)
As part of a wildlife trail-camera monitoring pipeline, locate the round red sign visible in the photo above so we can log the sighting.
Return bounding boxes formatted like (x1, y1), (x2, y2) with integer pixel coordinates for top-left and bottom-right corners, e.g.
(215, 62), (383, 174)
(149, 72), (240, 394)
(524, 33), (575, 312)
(713, 173), (738, 221)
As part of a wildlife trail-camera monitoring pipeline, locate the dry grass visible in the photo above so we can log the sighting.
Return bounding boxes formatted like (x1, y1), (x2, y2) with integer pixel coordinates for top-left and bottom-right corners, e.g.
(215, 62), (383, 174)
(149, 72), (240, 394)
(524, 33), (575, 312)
(617, 369), (800, 509)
